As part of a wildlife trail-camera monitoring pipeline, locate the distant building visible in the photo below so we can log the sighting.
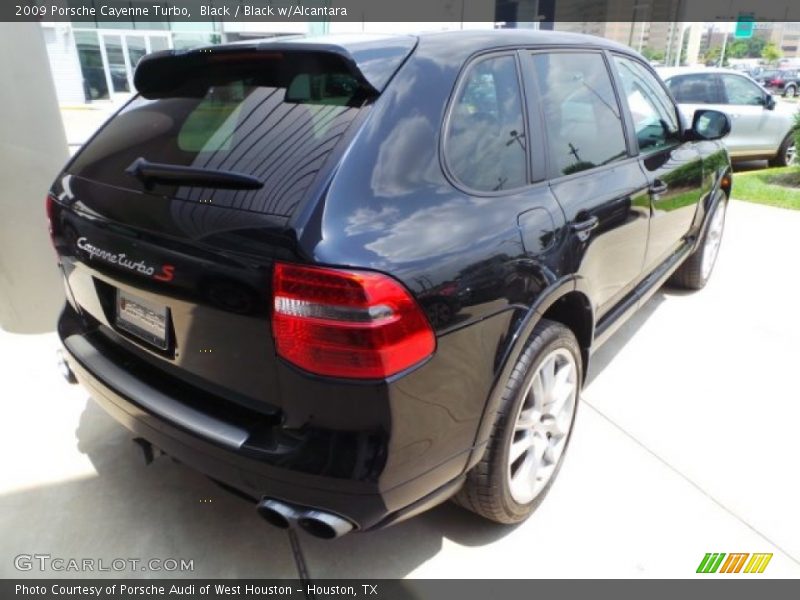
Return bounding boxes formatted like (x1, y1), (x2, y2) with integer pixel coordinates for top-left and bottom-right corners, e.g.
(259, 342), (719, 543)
(552, 0), (704, 64)
(758, 22), (800, 59)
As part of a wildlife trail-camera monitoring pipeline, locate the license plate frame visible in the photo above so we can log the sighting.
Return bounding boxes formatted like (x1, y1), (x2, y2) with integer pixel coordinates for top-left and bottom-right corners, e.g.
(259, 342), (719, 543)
(115, 289), (170, 351)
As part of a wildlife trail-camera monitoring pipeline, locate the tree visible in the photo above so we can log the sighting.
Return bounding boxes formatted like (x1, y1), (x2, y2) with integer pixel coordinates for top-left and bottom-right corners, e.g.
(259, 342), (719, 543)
(703, 45), (725, 66)
(641, 47), (665, 62)
(762, 42), (782, 65)
(745, 37), (767, 58)
(728, 40), (749, 59)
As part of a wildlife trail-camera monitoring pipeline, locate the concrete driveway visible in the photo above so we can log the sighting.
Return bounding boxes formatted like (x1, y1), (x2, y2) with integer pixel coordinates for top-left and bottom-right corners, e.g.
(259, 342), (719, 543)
(1, 199), (799, 578)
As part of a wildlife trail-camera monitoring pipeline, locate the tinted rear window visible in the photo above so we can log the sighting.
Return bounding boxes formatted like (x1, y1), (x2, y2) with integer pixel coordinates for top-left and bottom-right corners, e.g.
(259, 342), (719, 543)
(69, 61), (369, 217)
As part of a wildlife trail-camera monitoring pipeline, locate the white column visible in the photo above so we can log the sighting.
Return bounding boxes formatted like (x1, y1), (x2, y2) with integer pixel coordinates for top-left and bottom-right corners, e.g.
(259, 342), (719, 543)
(0, 23), (69, 333)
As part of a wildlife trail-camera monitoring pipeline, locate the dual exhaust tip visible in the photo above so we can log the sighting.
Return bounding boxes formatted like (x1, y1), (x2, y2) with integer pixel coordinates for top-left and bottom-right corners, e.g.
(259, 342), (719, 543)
(257, 498), (354, 539)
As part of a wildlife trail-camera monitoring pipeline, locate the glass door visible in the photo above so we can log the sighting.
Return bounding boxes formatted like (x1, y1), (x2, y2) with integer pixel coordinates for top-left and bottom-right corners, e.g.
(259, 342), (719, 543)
(147, 34), (171, 54)
(75, 31), (109, 101)
(101, 34), (131, 95)
(99, 33), (171, 100)
(126, 36), (147, 72)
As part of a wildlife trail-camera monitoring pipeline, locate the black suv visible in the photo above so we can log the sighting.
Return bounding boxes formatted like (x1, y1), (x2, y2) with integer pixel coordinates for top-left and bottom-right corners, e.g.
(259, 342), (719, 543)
(50, 31), (732, 538)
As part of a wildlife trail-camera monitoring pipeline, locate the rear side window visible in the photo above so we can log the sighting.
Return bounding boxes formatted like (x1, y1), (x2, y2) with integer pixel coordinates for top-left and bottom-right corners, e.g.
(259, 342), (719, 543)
(531, 52), (627, 177)
(445, 55), (527, 192)
(68, 59), (368, 217)
(666, 74), (723, 104)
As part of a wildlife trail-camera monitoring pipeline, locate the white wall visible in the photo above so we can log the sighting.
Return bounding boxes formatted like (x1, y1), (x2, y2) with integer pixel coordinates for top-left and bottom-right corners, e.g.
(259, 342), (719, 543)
(0, 23), (69, 333)
(41, 24), (86, 106)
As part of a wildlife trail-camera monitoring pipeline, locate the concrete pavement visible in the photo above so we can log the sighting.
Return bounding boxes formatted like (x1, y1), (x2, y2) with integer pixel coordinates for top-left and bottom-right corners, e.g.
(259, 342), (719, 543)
(1, 200), (798, 578)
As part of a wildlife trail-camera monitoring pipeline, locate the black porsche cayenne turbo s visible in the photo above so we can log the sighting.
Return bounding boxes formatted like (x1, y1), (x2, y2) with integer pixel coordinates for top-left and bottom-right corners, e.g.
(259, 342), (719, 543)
(49, 30), (732, 538)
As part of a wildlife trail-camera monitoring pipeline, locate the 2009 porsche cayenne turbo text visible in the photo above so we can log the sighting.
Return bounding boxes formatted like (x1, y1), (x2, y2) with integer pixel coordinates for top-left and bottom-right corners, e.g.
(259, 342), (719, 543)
(50, 30), (732, 538)
(31, 5), (189, 18)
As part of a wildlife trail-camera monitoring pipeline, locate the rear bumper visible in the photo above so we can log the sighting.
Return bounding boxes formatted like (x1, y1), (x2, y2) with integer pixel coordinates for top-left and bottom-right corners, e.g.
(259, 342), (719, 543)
(58, 303), (472, 530)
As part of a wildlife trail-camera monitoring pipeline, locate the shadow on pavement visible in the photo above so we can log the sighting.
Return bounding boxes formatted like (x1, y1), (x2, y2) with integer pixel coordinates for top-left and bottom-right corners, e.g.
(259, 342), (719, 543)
(1, 394), (517, 579)
(16, 397), (511, 578)
(585, 289), (669, 387)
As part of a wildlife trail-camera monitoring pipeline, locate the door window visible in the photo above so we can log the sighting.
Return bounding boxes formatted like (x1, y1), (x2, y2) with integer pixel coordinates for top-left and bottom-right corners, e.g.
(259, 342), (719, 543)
(445, 55), (527, 192)
(614, 56), (680, 154)
(720, 74), (766, 105)
(531, 52), (627, 177)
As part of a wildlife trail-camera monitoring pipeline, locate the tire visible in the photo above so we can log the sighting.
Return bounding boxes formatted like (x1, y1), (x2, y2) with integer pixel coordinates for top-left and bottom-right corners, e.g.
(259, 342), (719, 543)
(784, 85), (797, 98)
(669, 197), (727, 290)
(453, 319), (582, 524)
(768, 133), (797, 167)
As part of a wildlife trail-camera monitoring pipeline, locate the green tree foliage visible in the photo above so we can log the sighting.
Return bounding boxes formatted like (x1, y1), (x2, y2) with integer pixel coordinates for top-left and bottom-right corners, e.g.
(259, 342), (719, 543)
(728, 37), (767, 58)
(761, 42), (782, 64)
(703, 45), (725, 66)
(641, 47), (665, 62)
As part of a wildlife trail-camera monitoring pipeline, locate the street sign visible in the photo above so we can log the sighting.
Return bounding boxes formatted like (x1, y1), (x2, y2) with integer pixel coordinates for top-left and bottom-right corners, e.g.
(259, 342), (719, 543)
(735, 13), (755, 39)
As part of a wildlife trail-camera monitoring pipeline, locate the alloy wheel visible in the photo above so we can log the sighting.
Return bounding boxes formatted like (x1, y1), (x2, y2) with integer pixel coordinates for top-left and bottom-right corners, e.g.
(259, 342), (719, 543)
(507, 348), (578, 505)
(786, 141), (797, 166)
(701, 201), (726, 280)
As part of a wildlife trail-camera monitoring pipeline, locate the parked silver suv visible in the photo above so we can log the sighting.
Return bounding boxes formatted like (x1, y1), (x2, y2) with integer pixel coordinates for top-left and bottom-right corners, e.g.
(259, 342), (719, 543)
(658, 67), (797, 166)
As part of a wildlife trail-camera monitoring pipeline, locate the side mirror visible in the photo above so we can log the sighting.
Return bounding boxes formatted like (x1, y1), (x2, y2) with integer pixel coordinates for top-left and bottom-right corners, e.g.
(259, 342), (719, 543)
(764, 94), (776, 110)
(690, 109), (731, 141)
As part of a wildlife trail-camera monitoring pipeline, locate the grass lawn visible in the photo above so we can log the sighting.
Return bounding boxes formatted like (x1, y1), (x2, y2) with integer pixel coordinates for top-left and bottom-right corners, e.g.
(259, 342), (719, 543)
(732, 166), (800, 210)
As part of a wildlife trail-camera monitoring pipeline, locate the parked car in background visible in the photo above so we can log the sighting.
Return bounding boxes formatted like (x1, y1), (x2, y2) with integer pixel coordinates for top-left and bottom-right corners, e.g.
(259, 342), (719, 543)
(659, 67), (797, 166)
(754, 69), (798, 98)
(49, 31), (733, 537)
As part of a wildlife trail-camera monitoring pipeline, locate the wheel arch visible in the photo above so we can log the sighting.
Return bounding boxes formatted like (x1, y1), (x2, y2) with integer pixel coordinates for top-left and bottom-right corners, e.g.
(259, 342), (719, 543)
(464, 279), (594, 472)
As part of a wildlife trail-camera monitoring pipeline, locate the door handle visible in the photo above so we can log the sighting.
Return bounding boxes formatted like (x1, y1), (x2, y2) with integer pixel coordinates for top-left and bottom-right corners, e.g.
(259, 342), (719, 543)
(650, 179), (669, 195)
(571, 215), (599, 241)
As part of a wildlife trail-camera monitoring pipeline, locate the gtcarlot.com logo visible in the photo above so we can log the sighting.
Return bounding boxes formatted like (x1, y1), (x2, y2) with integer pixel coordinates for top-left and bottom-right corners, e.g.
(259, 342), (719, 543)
(696, 553), (773, 574)
(14, 554), (194, 573)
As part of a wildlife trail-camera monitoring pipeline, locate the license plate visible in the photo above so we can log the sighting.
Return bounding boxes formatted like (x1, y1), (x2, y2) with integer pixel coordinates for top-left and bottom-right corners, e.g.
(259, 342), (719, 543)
(115, 289), (169, 350)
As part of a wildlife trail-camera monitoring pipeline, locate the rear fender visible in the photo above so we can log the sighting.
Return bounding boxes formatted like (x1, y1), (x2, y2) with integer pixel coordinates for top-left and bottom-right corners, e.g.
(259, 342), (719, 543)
(463, 276), (594, 471)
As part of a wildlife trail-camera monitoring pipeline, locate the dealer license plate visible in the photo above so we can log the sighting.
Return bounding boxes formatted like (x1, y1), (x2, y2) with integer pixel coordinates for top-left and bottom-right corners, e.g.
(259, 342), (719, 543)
(115, 289), (169, 350)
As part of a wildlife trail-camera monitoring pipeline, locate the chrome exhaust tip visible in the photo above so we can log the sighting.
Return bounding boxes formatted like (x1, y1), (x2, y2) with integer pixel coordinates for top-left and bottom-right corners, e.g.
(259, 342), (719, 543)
(256, 498), (299, 530)
(297, 509), (354, 539)
(57, 349), (77, 384)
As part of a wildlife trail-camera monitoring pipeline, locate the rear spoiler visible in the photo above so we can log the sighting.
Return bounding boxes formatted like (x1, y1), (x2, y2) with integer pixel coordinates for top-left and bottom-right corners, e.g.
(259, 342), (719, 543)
(134, 36), (417, 99)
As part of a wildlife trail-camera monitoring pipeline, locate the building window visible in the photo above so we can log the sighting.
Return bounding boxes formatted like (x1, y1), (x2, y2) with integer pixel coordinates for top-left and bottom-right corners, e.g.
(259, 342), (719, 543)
(75, 31), (109, 101)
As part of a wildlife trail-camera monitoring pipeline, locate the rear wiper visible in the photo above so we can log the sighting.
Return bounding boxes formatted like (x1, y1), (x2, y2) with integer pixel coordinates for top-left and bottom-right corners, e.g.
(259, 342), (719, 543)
(125, 158), (263, 191)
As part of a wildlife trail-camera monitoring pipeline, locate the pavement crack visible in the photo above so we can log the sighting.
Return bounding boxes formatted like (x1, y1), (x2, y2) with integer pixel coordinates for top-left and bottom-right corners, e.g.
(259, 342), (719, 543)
(581, 398), (800, 567)
(287, 528), (315, 594)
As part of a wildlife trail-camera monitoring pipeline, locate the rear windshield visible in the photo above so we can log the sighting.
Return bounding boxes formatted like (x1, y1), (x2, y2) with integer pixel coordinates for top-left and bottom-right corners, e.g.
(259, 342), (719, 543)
(68, 58), (369, 217)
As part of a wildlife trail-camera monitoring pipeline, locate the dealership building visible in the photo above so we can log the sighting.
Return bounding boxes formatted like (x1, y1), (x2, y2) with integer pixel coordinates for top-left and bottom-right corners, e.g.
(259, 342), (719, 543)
(38, 0), (545, 106)
(39, 20), (328, 106)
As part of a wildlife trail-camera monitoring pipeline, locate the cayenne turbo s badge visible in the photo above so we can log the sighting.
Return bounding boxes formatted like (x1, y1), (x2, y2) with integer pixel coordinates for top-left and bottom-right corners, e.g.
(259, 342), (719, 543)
(76, 236), (175, 282)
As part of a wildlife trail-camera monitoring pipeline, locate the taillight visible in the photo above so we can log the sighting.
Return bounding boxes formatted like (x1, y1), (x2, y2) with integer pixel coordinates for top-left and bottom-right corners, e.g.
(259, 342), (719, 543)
(271, 262), (435, 379)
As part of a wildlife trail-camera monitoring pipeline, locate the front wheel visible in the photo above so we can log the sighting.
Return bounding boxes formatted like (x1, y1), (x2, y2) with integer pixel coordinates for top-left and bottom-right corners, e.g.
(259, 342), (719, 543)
(669, 197), (727, 290)
(783, 85), (797, 98)
(768, 134), (797, 167)
(453, 319), (582, 524)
